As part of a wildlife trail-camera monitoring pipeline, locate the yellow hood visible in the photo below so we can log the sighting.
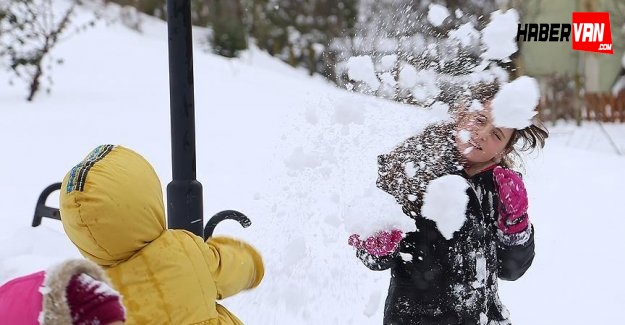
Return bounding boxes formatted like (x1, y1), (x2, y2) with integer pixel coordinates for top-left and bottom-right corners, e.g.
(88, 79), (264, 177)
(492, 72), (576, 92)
(60, 145), (165, 267)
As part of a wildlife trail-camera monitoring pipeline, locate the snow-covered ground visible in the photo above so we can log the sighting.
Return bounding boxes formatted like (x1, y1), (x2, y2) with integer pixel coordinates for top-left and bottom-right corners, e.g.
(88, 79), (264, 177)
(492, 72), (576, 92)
(1, 5), (624, 324)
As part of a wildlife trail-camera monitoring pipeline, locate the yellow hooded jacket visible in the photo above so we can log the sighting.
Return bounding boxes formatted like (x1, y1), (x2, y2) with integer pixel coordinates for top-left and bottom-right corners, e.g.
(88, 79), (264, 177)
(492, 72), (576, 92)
(60, 145), (264, 324)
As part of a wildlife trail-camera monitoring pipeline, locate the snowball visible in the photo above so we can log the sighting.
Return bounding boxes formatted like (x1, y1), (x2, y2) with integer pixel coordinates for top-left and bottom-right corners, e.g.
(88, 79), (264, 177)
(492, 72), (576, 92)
(491, 76), (539, 129)
(480, 9), (520, 61)
(427, 4), (450, 27)
(421, 175), (469, 240)
(346, 55), (380, 89)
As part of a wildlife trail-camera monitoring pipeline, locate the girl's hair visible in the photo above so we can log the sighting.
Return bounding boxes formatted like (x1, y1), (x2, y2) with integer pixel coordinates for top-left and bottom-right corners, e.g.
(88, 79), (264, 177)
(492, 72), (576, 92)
(501, 118), (549, 168)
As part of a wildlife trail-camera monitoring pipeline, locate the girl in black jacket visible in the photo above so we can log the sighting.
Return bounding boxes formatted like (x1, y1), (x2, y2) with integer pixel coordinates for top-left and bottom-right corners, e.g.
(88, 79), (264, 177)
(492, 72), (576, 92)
(349, 90), (548, 325)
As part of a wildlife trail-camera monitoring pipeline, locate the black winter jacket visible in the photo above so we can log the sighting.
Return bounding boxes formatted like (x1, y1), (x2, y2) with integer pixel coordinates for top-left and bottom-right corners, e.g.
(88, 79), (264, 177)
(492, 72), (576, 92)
(361, 123), (535, 325)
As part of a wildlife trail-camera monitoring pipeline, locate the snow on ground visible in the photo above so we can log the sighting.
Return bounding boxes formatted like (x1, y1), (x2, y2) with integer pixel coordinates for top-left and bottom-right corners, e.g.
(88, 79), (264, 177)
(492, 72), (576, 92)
(1, 5), (624, 324)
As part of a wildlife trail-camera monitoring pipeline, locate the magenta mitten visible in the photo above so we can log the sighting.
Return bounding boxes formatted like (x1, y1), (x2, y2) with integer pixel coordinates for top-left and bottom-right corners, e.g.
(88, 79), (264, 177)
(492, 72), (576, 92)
(494, 167), (529, 234)
(348, 229), (403, 257)
(348, 234), (364, 249)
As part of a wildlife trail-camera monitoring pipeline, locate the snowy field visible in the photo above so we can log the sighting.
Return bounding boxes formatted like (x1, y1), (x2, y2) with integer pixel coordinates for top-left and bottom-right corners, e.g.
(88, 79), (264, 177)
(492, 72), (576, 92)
(1, 5), (625, 325)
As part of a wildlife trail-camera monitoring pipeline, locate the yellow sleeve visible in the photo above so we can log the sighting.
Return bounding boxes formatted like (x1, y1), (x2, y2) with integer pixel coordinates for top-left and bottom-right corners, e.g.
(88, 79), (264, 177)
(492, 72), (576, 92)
(211, 303), (244, 325)
(203, 236), (264, 300)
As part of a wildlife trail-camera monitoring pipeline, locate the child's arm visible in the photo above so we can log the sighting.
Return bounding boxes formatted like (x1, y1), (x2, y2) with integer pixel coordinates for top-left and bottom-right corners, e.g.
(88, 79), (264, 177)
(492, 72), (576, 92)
(355, 248), (399, 271)
(348, 230), (403, 271)
(202, 236), (264, 300)
(493, 167), (535, 280)
(497, 224), (535, 280)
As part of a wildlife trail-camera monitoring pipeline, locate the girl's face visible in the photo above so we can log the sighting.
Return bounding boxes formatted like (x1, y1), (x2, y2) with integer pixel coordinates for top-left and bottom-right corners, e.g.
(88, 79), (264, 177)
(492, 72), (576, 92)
(455, 102), (515, 166)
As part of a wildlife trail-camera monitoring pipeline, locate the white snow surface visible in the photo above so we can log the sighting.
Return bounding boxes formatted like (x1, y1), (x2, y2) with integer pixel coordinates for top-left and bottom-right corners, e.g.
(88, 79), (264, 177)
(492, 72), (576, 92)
(0, 4), (624, 325)
(421, 175), (469, 240)
(491, 76), (540, 129)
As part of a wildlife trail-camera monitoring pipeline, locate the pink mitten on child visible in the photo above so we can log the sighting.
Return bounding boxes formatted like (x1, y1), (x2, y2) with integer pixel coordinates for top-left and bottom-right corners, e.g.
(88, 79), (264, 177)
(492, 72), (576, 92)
(348, 229), (404, 257)
(493, 167), (529, 234)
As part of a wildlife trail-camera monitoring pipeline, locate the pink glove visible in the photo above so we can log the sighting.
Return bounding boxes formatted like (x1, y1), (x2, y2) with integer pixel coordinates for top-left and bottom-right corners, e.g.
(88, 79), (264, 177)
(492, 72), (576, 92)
(494, 167), (529, 234)
(348, 229), (404, 257)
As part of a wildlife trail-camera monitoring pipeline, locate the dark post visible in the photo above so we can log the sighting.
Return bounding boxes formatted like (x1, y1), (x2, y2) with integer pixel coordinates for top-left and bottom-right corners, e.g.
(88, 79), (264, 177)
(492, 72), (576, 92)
(166, 0), (203, 236)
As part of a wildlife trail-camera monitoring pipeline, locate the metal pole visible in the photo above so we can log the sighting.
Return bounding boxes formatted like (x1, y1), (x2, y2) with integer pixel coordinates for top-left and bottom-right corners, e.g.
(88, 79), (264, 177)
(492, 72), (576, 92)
(166, 0), (203, 236)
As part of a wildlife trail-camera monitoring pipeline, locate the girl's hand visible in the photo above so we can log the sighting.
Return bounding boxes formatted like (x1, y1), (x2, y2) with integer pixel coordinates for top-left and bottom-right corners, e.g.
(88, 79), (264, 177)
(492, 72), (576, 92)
(348, 229), (404, 257)
(494, 167), (529, 234)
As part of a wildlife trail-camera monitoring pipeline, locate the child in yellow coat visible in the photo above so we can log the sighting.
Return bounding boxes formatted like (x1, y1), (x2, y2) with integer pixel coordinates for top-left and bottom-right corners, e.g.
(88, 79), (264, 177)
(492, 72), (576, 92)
(60, 145), (264, 324)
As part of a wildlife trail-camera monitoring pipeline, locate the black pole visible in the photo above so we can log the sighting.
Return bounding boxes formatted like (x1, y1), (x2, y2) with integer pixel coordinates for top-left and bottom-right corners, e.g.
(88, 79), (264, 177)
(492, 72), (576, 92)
(166, 0), (203, 236)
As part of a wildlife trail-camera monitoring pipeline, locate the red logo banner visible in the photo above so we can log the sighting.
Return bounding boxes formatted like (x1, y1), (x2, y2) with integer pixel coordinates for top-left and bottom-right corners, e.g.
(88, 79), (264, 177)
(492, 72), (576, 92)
(572, 12), (613, 54)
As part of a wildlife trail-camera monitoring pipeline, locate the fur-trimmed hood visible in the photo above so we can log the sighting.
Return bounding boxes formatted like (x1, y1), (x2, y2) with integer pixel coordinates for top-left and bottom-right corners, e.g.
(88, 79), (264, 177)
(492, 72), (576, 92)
(60, 145), (166, 267)
(0, 259), (116, 324)
(40, 258), (115, 324)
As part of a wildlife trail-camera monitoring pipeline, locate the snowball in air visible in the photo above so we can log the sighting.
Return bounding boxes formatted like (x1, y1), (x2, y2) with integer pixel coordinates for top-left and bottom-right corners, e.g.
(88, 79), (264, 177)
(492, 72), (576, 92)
(491, 76), (539, 129)
(428, 4), (450, 27)
(421, 175), (469, 240)
(481, 9), (520, 61)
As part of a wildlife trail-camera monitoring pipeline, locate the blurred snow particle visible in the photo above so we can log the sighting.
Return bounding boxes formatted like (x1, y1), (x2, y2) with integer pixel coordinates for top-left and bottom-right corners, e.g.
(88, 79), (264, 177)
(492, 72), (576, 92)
(378, 54), (398, 71)
(398, 64), (418, 89)
(427, 4), (450, 27)
(346, 55), (380, 89)
(457, 129), (471, 143)
(469, 99), (483, 112)
(449, 22), (480, 47)
(404, 161), (418, 178)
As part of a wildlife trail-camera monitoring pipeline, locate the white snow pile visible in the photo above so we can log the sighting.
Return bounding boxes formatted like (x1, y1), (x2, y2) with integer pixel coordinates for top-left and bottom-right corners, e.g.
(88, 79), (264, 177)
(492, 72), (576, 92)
(491, 76), (540, 129)
(421, 175), (469, 240)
